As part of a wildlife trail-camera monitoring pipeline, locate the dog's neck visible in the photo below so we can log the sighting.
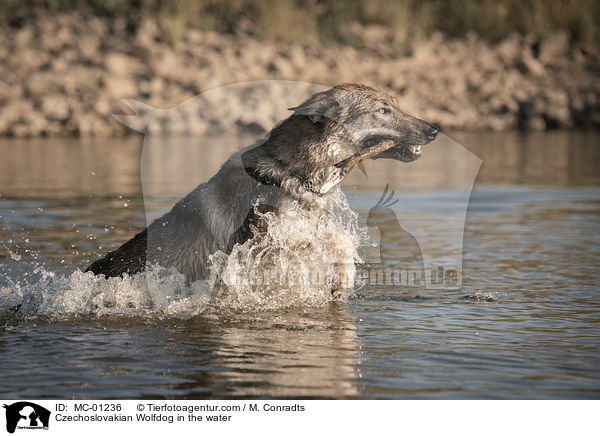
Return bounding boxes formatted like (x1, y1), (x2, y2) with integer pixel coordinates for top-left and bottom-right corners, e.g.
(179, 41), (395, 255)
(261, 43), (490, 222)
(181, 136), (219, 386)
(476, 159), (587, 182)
(241, 115), (354, 199)
(265, 115), (352, 172)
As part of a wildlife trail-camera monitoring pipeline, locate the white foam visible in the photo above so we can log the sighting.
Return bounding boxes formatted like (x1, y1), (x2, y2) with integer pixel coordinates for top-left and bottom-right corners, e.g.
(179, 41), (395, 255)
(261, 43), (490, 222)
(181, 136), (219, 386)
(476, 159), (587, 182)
(0, 190), (367, 320)
(208, 190), (365, 311)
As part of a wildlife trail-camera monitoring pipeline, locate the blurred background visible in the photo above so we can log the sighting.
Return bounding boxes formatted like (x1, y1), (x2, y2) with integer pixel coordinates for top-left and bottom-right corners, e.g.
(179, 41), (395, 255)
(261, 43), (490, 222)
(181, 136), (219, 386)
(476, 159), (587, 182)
(1, 1), (600, 400)
(0, 0), (599, 136)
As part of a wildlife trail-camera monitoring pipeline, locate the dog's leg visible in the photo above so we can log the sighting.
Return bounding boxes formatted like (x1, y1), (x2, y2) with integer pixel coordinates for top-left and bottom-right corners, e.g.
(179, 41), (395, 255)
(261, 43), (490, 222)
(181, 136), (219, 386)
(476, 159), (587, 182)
(85, 229), (147, 278)
(226, 203), (279, 253)
(331, 261), (355, 298)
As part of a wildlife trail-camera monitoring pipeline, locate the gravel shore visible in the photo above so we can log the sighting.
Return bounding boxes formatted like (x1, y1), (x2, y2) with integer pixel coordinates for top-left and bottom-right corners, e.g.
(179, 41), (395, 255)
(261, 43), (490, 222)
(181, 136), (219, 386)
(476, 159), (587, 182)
(1, 11), (599, 137)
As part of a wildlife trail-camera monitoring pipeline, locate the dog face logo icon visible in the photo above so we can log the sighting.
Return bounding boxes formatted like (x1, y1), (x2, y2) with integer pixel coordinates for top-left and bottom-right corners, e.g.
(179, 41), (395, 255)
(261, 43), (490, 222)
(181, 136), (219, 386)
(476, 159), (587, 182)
(3, 402), (50, 433)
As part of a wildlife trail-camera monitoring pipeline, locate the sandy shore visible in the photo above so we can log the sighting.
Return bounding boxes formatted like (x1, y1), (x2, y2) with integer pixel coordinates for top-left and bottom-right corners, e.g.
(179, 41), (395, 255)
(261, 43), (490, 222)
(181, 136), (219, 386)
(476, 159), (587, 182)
(1, 11), (599, 137)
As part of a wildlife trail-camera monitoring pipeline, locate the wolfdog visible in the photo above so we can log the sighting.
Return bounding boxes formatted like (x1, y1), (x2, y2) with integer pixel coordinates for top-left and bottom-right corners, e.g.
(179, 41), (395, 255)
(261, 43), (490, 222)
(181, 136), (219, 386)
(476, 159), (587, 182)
(86, 83), (438, 296)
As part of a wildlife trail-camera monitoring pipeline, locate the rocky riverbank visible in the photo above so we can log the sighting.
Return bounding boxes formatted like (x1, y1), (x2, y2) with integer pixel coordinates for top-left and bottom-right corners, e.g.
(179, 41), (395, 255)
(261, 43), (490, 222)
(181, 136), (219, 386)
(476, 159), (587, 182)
(1, 10), (599, 137)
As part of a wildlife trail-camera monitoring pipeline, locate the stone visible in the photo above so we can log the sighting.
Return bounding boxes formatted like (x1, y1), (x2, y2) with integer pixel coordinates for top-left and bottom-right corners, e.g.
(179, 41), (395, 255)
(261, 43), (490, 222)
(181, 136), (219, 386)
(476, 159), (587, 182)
(520, 47), (546, 77)
(41, 95), (71, 121)
(496, 33), (522, 65)
(104, 52), (140, 76)
(103, 76), (138, 99)
(537, 32), (570, 65)
(0, 9), (598, 136)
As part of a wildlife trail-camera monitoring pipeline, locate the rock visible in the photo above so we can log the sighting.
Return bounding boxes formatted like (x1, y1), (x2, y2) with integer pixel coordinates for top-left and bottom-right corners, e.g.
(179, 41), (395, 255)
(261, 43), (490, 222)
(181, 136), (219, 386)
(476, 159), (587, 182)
(103, 76), (138, 99)
(25, 71), (62, 97)
(153, 50), (178, 79)
(522, 116), (547, 130)
(268, 57), (294, 77)
(542, 88), (571, 127)
(520, 47), (546, 77)
(496, 33), (521, 65)
(518, 99), (548, 130)
(14, 26), (34, 48)
(94, 98), (112, 116)
(0, 99), (35, 132)
(0, 81), (23, 103)
(69, 113), (113, 137)
(545, 104), (572, 128)
(41, 95), (70, 121)
(104, 52), (139, 76)
(537, 32), (570, 65)
(136, 18), (159, 48)
(0, 9), (599, 136)
(288, 44), (306, 69)
(9, 110), (47, 137)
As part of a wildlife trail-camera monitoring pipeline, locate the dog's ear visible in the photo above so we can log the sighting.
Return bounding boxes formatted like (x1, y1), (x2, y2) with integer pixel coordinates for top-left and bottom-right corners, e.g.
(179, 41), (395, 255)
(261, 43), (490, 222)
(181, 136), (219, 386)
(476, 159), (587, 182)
(289, 90), (340, 123)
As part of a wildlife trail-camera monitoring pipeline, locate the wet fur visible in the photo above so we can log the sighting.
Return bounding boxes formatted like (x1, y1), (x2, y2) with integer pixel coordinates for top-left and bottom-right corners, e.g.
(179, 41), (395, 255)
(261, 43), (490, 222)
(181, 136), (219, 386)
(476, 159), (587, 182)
(86, 84), (438, 290)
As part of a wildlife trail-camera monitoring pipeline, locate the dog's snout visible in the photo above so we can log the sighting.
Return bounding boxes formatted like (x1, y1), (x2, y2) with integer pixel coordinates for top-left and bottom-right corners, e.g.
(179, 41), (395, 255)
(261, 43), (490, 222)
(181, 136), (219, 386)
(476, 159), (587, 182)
(424, 124), (439, 141)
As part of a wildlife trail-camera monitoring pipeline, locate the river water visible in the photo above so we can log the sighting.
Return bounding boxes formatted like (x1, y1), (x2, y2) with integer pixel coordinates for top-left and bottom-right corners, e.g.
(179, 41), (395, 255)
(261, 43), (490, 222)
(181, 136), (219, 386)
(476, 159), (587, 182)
(0, 131), (599, 399)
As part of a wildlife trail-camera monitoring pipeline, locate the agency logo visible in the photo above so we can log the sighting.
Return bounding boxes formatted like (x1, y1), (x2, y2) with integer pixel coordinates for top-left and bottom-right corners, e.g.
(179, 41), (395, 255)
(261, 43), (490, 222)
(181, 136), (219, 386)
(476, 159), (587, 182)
(111, 80), (481, 293)
(3, 402), (50, 434)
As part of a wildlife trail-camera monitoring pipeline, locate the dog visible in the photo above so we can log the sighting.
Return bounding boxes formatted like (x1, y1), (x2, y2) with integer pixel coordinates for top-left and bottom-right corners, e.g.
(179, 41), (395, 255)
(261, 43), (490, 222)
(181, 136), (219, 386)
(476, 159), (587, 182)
(86, 83), (438, 295)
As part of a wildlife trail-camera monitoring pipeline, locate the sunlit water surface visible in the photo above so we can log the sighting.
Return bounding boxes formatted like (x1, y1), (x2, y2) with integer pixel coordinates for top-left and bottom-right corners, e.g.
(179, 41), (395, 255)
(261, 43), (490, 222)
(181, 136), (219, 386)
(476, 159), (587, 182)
(1, 131), (599, 399)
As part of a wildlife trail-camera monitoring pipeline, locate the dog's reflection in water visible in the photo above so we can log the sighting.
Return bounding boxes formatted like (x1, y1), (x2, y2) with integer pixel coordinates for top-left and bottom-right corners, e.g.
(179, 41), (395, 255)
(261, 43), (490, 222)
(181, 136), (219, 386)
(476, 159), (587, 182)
(176, 304), (361, 398)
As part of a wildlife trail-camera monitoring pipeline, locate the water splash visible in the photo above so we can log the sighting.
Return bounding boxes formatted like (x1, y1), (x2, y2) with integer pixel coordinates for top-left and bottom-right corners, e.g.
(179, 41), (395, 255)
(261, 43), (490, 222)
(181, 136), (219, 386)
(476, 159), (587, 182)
(0, 190), (367, 320)
(208, 189), (366, 310)
(1, 242), (21, 261)
(462, 291), (499, 302)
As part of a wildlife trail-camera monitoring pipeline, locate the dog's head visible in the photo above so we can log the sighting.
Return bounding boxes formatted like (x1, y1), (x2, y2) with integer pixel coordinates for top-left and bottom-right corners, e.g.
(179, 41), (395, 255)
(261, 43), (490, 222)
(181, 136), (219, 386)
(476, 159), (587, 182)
(290, 83), (439, 163)
(242, 83), (439, 198)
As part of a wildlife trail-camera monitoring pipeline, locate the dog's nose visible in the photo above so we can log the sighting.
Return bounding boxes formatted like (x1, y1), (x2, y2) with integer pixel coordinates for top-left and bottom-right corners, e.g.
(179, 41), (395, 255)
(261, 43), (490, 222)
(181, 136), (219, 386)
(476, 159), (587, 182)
(425, 124), (439, 141)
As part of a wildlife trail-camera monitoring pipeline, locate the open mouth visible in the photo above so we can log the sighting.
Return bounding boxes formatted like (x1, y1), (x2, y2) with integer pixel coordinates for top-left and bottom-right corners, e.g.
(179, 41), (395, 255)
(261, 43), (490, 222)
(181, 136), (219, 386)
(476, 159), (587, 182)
(371, 142), (423, 162)
(361, 135), (426, 162)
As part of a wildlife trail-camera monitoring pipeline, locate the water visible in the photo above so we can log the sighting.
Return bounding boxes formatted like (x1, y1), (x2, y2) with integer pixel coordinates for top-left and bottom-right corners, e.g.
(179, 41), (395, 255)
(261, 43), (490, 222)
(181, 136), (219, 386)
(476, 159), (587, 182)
(1, 131), (599, 399)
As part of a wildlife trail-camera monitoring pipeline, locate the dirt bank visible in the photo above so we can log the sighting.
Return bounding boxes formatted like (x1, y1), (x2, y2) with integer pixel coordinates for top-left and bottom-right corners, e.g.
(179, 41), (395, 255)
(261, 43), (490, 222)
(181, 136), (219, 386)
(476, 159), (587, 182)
(1, 11), (599, 137)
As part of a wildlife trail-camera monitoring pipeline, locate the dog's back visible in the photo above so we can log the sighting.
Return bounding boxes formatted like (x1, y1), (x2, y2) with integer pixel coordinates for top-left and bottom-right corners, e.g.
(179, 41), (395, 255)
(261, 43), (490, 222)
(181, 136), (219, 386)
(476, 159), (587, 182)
(86, 148), (287, 281)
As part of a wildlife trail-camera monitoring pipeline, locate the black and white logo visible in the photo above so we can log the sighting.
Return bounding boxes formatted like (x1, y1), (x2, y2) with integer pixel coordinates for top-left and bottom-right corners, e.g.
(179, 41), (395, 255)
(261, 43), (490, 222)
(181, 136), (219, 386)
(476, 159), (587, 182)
(3, 402), (50, 434)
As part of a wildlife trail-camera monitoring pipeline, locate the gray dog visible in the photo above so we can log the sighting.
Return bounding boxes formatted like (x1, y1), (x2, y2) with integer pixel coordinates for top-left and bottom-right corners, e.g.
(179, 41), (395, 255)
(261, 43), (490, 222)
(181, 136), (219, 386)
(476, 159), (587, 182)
(86, 83), (438, 294)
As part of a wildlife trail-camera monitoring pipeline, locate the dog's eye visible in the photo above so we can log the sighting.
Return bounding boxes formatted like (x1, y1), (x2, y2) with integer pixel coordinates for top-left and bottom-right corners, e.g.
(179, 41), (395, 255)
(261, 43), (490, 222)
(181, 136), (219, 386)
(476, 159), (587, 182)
(378, 108), (391, 115)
